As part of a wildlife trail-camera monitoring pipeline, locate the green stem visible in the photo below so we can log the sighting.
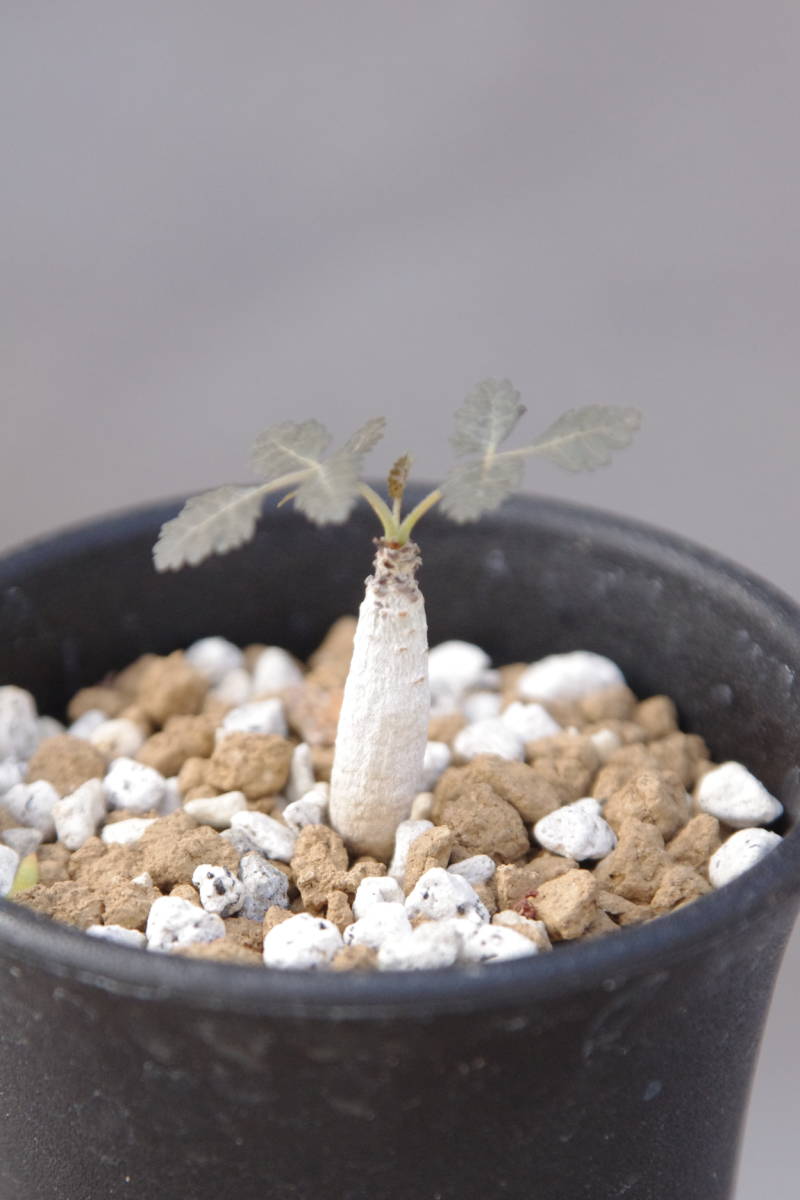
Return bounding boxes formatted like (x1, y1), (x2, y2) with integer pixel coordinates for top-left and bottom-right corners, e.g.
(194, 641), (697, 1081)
(358, 483), (401, 540)
(397, 488), (442, 541)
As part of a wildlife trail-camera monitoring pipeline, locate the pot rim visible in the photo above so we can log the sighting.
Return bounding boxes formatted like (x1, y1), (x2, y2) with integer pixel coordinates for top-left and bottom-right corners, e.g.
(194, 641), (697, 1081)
(1, 492), (799, 1020)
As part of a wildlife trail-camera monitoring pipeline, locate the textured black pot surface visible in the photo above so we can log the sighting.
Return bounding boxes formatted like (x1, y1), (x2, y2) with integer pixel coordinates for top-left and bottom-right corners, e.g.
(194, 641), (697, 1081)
(1, 491), (799, 1200)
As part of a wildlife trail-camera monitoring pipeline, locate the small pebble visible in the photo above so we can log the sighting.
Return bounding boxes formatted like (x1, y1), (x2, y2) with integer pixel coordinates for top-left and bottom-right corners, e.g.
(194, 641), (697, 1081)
(283, 785), (329, 832)
(410, 792), (434, 821)
(0, 686), (39, 760)
(218, 699), (288, 740)
(352, 875), (405, 919)
(286, 742), (316, 804)
(104, 757), (166, 814)
(420, 741), (452, 791)
(461, 691), (502, 723)
(238, 852), (290, 920)
(211, 668), (253, 707)
(252, 646), (304, 694)
(185, 637), (244, 684)
(518, 652), (626, 703)
(191, 864), (245, 917)
(68, 709), (107, 739)
(262, 912), (342, 969)
(458, 923), (538, 964)
(52, 779), (107, 851)
(160, 777), (183, 815)
(3, 780), (59, 838)
(146, 895), (225, 952)
(697, 762), (783, 829)
(229, 811), (297, 862)
(0, 844), (20, 896)
(378, 920), (462, 970)
(101, 817), (157, 846)
(708, 828), (783, 888)
(428, 641), (491, 702)
(534, 798), (617, 861)
(131, 871), (154, 888)
(501, 701), (562, 744)
(589, 727), (622, 763)
(453, 718), (524, 763)
(405, 867), (489, 923)
(388, 819), (434, 880)
(86, 924), (147, 949)
(36, 716), (65, 743)
(1, 826), (43, 857)
(0, 759), (25, 796)
(447, 855), (496, 886)
(183, 790), (248, 829)
(344, 902), (412, 950)
(89, 718), (146, 760)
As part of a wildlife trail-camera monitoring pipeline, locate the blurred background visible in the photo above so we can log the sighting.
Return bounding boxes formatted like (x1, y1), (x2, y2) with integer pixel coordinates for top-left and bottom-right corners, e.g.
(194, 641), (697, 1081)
(1, 4), (798, 1194)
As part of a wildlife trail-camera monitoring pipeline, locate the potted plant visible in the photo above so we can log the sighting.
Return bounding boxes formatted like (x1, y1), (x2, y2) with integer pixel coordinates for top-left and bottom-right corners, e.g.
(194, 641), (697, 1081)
(0, 382), (798, 1200)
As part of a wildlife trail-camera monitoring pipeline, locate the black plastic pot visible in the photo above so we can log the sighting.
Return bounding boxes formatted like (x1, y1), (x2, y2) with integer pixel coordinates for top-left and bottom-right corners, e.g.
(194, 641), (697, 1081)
(1, 491), (799, 1200)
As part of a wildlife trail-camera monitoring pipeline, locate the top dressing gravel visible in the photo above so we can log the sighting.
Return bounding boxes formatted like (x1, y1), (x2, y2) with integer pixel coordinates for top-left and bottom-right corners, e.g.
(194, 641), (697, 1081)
(0, 619), (785, 971)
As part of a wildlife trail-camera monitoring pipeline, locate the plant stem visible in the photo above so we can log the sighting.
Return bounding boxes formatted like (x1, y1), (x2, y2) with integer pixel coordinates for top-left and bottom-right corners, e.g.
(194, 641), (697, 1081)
(358, 483), (400, 540)
(397, 488), (442, 541)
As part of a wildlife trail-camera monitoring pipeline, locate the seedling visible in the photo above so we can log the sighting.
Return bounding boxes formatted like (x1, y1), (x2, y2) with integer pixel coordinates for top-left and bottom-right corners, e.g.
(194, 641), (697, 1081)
(154, 380), (640, 857)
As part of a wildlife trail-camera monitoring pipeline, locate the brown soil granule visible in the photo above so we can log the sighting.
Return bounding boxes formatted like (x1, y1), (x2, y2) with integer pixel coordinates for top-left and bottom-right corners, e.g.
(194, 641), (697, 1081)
(26, 735), (106, 797)
(207, 731), (292, 799)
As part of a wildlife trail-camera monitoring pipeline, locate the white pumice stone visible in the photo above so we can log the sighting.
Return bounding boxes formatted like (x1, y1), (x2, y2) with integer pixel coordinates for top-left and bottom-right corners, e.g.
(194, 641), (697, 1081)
(458, 923), (538, 964)
(239, 851), (290, 920)
(388, 819), (434, 880)
(3, 780), (59, 838)
(343, 902), (412, 950)
(86, 924), (147, 948)
(461, 690), (503, 723)
(697, 762), (783, 829)
(447, 855), (496, 886)
(262, 912), (343, 970)
(427, 640), (491, 702)
(220, 826), (254, 855)
(405, 867), (489, 923)
(185, 637), (244, 684)
(146, 895), (225, 952)
(378, 920), (462, 970)
(420, 741), (452, 791)
(410, 792), (434, 821)
(453, 718), (525, 763)
(533, 797), (617, 861)
(0, 687), (39, 760)
(52, 779), (106, 851)
(192, 864), (245, 917)
(518, 651), (626, 703)
(183, 790), (248, 829)
(0, 758), (25, 796)
(352, 875), (406, 919)
(589, 727), (622, 763)
(282, 786), (328, 833)
(501, 701), (562, 744)
(159, 777), (183, 815)
(101, 817), (157, 846)
(89, 718), (146, 760)
(0, 844), (20, 896)
(211, 667), (253, 707)
(36, 716), (65, 743)
(131, 871), (154, 888)
(229, 810), (297, 862)
(709, 828), (783, 888)
(494, 910), (552, 950)
(218, 698), (288, 740)
(104, 757), (166, 814)
(68, 709), (108, 739)
(286, 742), (316, 804)
(1, 826), (43, 857)
(252, 646), (304, 695)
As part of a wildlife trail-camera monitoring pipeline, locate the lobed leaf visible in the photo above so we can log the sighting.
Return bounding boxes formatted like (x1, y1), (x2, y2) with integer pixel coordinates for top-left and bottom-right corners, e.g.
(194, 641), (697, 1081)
(343, 416), (387, 458)
(250, 419), (331, 481)
(530, 405), (642, 472)
(439, 457), (524, 523)
(153, 485), (265, 571)
(450, 379), (527, 457)
(293, 448), (362, 524)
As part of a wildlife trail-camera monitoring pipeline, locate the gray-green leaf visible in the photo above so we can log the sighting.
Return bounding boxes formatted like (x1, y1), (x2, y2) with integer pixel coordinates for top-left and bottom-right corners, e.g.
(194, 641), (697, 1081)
(439, 457), (524, 522)
(250, 420), (332, 481)
(153, 485), (265, 571)
(343, 416), (387, 458)
(293, 448), (362, 524)
(451, 379), (527, 456)
(530, 405), (641, 471)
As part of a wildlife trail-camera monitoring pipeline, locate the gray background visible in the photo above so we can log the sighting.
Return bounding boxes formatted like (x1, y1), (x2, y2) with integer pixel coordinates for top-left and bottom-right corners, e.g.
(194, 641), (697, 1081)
(1, 4), (798, 1194)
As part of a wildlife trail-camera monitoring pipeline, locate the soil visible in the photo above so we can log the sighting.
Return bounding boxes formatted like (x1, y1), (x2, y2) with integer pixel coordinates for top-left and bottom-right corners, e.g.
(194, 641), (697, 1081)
(0, 620), (785, 971)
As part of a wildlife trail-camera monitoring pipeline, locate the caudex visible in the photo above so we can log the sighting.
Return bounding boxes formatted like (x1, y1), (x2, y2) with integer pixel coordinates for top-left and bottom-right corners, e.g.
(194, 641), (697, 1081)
(154, 380), (640, 859)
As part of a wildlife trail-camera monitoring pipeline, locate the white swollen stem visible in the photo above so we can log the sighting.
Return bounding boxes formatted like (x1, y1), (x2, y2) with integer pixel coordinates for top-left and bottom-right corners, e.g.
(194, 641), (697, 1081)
(329, 539), (430, 859)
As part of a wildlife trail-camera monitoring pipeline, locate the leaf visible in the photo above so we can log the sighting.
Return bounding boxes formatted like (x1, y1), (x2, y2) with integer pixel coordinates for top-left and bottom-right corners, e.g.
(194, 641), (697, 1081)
(387, 454), (412, 502)
(529, 406), (642, 472)
(250, 419), (331, 481)
(153, 485), (265, 571)
(293, 448), (362, 524)
(9, 852), (38, 896)
(439, 457), (524, 522)
(343, 416), (387, 458)
(450, 379), (527, 456)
